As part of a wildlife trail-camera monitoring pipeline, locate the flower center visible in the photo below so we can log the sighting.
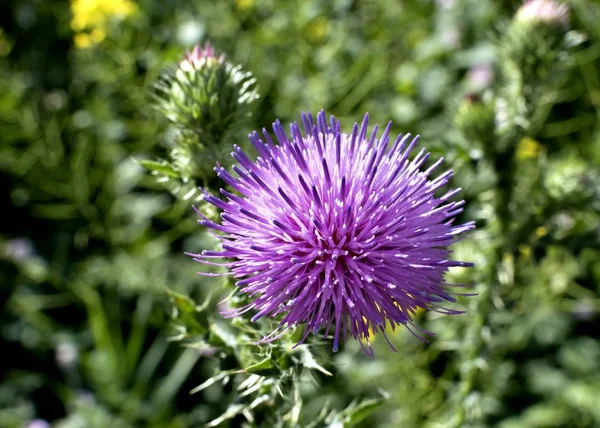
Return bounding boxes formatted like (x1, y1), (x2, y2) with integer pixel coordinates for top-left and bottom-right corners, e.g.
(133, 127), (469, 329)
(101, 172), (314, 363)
(319, 247), (342, 270)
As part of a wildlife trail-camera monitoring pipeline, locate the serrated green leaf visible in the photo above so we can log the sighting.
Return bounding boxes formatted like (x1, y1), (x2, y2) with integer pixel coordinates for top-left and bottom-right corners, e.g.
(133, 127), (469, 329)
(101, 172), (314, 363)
(138, 159), (179, 178)
(237, 357), (277, 376)
(167, 290), (209, 334)
(208, 321), (238, 350)
(339, 393), (389, 427)
(297, 345), (332, 376)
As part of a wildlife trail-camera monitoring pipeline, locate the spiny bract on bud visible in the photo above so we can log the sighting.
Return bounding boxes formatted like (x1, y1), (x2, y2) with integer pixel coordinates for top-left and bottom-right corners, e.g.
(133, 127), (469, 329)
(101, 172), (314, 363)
(189, 111), (475, 354)
(154, 42), (259, 146)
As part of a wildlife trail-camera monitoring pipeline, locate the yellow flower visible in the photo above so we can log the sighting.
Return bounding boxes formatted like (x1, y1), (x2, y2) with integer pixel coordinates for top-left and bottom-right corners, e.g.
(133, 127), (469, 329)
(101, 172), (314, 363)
(235, 0), (254, 10)
(71, 0), (138, 48)
(519, 244), (532, 261)
(535, 226), (548, 238)
(74, 27), (107, 49)
(307, 17), (329, 43)
(516, 137), (542, 160)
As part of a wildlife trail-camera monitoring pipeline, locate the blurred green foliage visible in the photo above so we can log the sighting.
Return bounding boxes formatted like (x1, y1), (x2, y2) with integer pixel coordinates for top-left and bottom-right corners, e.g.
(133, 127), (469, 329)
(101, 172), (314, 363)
(1, 0), (599, 427)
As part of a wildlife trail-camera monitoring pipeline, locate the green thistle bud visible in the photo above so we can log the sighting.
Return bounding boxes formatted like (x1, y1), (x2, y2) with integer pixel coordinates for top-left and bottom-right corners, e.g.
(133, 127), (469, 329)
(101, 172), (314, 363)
(503, 1), (570, 77)
(544, 155), (596, 204)
(454, 94), (495, 144)
(494, 1), (575, 151)
(155, 42), (259, 147)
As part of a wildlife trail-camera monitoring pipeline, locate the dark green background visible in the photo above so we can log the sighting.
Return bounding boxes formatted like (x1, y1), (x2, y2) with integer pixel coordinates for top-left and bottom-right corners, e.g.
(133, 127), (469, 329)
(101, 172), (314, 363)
(1, 0), (599, 427)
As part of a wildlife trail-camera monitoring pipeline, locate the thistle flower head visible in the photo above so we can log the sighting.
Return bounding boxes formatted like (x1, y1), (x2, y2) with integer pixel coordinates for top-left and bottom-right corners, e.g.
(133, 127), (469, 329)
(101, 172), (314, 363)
(154, 42), (259, 147)
(516, 0), (569, 28)
(190, 111), (474, 354)
(180, 42), (225, 72)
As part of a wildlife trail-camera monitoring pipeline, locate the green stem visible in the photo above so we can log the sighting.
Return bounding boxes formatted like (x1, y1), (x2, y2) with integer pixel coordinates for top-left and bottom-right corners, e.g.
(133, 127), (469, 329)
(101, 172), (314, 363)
(449, 150), (514, 427)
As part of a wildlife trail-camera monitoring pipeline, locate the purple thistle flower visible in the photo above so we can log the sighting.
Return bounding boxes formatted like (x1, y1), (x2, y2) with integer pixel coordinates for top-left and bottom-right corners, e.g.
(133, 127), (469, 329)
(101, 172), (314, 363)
(189, 111), (475, 354)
